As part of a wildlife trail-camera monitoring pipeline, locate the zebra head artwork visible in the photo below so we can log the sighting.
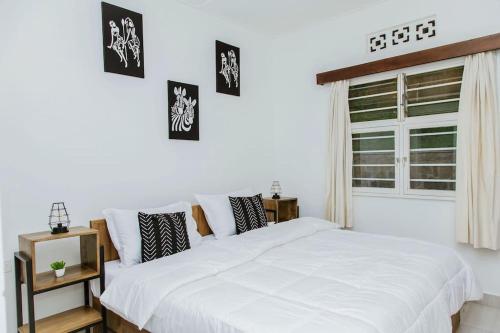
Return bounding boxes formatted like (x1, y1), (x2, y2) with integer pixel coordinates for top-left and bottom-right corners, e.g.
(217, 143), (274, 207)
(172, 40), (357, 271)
(168, 81), (199, 141)
(171, 87), (196, 132)
(101, 2), (144, 78)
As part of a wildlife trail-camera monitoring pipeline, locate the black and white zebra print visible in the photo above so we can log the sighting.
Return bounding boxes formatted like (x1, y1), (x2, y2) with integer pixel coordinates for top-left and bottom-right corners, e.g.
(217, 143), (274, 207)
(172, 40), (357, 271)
(138, 211), (191, 263)
(168, 81), (199, 140)
(171, 96), (196, 132)
(170, 86), (197, 132)
(229, 194), (268, 235)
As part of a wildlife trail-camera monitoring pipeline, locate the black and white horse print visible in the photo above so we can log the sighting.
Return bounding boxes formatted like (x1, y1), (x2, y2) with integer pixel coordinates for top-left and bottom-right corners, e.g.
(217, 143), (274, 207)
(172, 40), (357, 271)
(102, 2), (144, 78)
(168, 81), (199, 141)
(216, 41), (240, 96)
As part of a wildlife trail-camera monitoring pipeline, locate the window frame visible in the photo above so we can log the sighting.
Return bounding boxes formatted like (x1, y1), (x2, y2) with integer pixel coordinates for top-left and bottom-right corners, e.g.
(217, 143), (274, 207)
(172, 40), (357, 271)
(350, 58), (463, 200)
(351, 125), (400, 196)
(402, 117), (457, 198)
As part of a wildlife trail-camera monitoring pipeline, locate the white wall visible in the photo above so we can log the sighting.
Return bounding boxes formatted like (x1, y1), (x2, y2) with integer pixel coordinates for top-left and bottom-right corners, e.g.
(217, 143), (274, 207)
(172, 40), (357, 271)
(0, 0), (273, 331)
(270, 0), (500, 295)
(0, 195), (6, 332)
(2, 0), (500, 331)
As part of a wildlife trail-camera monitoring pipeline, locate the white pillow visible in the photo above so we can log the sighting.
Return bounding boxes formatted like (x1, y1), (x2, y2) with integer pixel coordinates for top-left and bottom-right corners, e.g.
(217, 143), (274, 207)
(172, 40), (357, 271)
(195, 188), (253, 239)
(102, 210), (122, 253)
(103, 201), (202, 266)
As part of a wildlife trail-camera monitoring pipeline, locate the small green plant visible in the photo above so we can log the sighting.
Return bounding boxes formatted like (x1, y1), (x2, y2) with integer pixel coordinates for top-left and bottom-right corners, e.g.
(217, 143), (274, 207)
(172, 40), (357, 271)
(50, 260), (66, 271)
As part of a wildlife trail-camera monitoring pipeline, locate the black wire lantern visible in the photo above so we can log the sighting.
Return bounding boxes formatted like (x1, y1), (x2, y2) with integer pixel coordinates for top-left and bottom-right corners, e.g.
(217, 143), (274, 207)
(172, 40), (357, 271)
(49, 202), (70, 234)
(271, 181), (282, 199)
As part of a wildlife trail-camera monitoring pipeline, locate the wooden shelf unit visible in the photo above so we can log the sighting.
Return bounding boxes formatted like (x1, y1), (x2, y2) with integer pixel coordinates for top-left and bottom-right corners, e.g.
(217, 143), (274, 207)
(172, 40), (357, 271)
(17, 306), (101, 333)
(263, 197), (299, 223)
(15, 226), (107, 333)
(18, 226), (100, 291)
(34, 264), (99, 293)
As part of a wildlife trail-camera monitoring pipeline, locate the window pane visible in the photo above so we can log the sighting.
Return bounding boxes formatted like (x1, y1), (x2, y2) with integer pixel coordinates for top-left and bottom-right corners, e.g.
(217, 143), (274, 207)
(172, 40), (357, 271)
(410, 166), (455, 180)
(353, 166), (395, 179)
(407, 67), (463, 89)
(352, 130), (395, 189)
(407, 100), (459, 117)
(410, 181), (455, 191)
(349, 78), (397, 98)
(349, 78), (398, 123)
(353, 151), (394, 164)
(353, 179), (395, 188)
(407, 83), (461, 104)
(409, 126), (456, 191)
(350, 109), (398, 123)
(406, 66), (463, 117)
(352, 136), (394, 151)
(349, 94), (397, 112)
(410, 150), (456, 164)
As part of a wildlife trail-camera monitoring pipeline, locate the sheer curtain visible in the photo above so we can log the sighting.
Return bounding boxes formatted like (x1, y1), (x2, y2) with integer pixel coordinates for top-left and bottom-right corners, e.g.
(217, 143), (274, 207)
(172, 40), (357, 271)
(326, 80), (352, 228)
(456, 51), (500, 250)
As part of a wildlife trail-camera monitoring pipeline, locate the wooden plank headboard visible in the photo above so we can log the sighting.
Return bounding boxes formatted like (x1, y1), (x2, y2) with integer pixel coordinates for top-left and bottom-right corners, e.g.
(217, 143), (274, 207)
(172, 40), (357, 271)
(89, 205), (212, 262)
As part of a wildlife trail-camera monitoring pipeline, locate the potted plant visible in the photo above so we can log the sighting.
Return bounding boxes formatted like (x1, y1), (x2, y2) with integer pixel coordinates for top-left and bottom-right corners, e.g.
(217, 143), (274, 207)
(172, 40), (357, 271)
(50, 260), (66, 278)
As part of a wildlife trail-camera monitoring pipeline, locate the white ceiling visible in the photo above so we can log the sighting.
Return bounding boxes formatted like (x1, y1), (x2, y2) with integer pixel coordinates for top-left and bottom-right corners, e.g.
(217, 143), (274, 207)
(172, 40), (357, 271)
(177, 0), (387, 35)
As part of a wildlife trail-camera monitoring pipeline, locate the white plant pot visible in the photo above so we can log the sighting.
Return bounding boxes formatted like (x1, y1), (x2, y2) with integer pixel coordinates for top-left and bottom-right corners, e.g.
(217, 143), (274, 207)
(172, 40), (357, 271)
(55, 268), (65, 278)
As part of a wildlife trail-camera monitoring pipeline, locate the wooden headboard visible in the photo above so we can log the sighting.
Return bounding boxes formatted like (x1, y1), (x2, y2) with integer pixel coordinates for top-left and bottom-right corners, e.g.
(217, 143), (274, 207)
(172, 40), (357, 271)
(89, 205), (212, 262)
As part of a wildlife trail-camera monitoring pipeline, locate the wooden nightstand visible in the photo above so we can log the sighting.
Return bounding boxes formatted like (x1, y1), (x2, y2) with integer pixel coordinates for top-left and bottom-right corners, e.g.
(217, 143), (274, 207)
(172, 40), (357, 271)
(15, 227), (106, 333)
(263, 197), (299, 223)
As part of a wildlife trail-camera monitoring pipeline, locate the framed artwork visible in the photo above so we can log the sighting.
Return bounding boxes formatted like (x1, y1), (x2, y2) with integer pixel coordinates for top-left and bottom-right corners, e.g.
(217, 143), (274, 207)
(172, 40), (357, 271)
(216, 40), (240, 96)
(168, 80), (199, 141)
(101, 2), (144, 78)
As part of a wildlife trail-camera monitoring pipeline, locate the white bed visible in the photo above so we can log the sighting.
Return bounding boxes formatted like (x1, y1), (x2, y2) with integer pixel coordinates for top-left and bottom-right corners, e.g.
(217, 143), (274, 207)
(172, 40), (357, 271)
(90, 260), (122, 297)
(100, 218), (481, 333)
(90, 234), (218, 297)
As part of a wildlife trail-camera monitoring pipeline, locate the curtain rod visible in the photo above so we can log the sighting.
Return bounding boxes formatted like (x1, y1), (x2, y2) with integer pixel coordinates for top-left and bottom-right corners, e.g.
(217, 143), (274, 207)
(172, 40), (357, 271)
(316, 33), (500, 85)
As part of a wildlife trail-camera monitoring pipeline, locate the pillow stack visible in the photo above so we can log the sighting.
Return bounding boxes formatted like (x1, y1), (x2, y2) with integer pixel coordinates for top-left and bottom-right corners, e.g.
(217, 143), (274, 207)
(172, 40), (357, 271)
(196, 189), (268, 239)
(103, 201), (201, 266)
(103, 189), (271, 266)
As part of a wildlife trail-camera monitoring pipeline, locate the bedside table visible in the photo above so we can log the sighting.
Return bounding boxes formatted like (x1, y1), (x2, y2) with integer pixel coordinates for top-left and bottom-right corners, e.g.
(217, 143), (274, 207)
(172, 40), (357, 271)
(263, 197), (299, 223)
(15, 227), (106, 333)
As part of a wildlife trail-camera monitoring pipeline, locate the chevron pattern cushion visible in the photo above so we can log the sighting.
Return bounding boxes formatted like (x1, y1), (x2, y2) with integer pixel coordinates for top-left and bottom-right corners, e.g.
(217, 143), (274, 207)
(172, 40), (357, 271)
(137, 211), (191, 263)
(229, 194), (268, 234)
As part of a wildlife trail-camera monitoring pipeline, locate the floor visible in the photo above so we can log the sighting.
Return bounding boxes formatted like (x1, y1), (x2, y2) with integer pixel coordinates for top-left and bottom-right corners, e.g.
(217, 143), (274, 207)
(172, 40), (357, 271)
(458, 302), (500, 333)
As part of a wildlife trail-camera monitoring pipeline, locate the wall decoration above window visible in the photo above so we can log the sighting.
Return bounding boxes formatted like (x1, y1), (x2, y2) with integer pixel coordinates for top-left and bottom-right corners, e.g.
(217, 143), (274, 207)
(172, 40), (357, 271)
(392, 26), (410, 46)
(216, 40), (240, 96)
(368, 16), (437, 54)
(369, 33), (387, 53)
(101, 2), (144, 78)
(168, 80), (199, 141)
(416, 19), (436, 41)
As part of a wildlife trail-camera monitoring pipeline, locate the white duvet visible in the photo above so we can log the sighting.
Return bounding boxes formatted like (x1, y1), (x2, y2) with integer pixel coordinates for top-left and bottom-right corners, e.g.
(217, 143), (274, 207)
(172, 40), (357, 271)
(100, 218), (482, 333)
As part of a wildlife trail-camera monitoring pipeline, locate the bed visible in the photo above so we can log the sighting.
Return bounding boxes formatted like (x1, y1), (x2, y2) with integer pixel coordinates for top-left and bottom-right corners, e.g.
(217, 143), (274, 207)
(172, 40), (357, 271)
(90, 205), (481, 333)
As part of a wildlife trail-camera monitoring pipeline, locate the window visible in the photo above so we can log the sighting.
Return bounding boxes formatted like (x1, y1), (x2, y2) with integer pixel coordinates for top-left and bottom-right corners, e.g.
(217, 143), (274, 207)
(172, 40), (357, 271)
(406, 67), (463, 117)
(349, 78), (398, 123)
(352, 129), (397, 190)
(349, 63), (463, 198)
(407, 125), (456, 192)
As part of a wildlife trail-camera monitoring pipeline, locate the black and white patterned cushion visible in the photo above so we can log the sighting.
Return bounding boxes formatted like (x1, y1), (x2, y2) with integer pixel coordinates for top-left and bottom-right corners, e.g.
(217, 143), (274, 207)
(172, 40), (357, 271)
(229, 194), (268, 234)
(138, 211), (191, 263)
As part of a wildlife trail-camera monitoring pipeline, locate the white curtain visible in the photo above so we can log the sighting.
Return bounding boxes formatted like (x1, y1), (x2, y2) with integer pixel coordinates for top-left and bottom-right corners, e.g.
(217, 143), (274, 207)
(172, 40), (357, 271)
(456, 51), (500, 250)
(326, 80), (352, 228)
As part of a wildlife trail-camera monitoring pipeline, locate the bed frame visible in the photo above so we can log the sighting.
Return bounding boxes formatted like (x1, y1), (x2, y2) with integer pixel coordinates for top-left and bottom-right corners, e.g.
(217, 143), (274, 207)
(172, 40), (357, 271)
(89, 205), (461, 333)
